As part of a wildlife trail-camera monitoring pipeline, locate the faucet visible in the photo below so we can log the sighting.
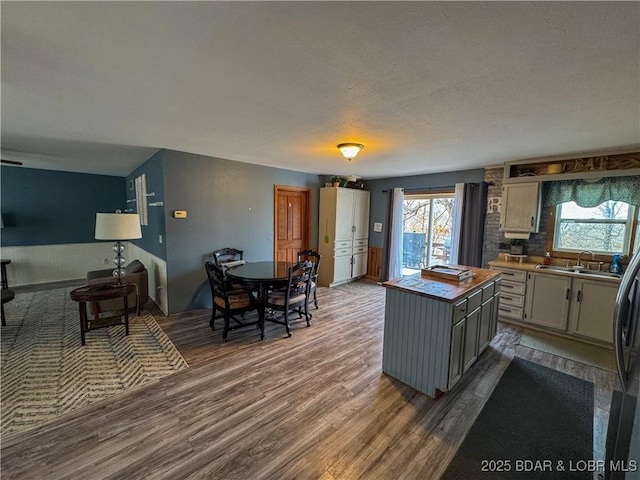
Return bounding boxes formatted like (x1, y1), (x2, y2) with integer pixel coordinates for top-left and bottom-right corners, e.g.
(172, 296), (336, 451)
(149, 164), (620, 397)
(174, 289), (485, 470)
(576, 250), (595, 268)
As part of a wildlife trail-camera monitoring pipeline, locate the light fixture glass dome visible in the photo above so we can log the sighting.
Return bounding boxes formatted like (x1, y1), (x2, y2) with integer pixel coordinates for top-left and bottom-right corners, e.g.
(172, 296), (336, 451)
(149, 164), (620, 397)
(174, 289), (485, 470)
(337, 143), (364, 161)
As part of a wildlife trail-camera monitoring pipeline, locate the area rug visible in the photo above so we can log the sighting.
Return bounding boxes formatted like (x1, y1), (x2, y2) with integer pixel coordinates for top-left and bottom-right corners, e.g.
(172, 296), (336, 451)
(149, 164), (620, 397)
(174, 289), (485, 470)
(441, 357), (594, 480)
(518, 329), (616, 373)
(1, 288), (188, 436)
(333, 279), (382, 295)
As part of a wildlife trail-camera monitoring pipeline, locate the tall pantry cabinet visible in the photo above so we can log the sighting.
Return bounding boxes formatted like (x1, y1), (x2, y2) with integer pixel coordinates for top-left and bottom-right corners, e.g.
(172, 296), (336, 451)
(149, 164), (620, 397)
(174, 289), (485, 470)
(318, 187), (370, 287)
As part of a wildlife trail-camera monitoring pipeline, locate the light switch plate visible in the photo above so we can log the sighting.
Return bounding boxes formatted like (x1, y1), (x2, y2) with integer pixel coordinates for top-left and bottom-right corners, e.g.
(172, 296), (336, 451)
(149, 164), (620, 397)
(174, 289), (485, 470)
(374, 222), (383, 232)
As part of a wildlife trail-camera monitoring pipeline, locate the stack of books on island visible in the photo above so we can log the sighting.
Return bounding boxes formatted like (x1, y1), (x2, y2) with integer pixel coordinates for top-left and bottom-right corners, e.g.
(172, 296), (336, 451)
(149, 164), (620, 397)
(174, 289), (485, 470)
(421, 265), (474, 281)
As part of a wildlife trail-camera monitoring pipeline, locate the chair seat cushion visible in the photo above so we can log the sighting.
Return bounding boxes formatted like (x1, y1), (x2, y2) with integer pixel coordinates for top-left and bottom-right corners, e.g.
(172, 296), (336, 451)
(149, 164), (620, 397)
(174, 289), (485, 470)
(267, 293), (306, 306)
(214, 293), (252, 309)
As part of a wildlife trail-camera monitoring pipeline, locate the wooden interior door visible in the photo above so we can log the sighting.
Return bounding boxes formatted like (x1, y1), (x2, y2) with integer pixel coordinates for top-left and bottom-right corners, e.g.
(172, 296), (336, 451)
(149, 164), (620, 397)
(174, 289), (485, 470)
(274, 186), (310, 263)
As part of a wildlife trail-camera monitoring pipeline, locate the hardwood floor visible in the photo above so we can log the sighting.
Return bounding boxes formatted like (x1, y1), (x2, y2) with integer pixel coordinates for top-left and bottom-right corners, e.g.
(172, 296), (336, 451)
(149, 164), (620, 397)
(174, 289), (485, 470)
(1, 281), (617, 479)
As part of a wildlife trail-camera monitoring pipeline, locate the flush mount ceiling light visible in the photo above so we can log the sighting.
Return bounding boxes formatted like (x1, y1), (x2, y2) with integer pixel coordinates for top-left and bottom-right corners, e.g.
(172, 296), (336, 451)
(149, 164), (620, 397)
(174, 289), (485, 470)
(337, 143), (364, 161)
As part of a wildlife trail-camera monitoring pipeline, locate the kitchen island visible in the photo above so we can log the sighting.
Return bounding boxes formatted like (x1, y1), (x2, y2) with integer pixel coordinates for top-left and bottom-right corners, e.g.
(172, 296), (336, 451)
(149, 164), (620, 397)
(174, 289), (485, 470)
(382, 266), (501, 398)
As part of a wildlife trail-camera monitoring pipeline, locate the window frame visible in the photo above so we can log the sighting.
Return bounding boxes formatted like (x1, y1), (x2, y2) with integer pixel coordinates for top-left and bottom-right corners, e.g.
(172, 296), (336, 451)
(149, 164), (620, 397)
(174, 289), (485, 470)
(546, 201), (639, 263)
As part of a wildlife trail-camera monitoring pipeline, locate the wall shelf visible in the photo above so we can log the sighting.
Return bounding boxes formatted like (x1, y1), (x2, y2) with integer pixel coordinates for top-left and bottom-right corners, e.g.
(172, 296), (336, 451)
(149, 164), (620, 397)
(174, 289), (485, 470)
(503, 149), (640, 183)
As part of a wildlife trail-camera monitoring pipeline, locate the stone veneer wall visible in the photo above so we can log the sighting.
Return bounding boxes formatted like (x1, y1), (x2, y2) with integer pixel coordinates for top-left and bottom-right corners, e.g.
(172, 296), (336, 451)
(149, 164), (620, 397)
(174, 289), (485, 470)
(482, 167), (549, 267)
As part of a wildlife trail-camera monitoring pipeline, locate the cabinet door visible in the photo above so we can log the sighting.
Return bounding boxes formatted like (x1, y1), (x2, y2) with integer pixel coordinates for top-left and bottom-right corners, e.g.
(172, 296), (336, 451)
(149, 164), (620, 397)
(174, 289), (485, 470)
(525, 272), (571, 330)
(448, 319), (465, 389)
(335, 189), (355, 241)
(478, 297), (494, 354)
(352, 252), (368, 279)
(463, 307), (480, 372)
(333, 255), (353, 283)
(352, 190), (370, 241)
(569, 279), (617, 343)
(490, 291), (500, 337)
(500, 182), (540, 232)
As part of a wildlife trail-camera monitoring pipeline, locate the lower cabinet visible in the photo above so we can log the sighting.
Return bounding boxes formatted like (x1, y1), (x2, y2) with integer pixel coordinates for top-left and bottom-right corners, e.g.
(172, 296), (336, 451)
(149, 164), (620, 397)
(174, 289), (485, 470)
(525, 272), (572, 330)
(525, 271), (617, 343)
(448, 287), (499, 390)
(568, 279), (617, 343)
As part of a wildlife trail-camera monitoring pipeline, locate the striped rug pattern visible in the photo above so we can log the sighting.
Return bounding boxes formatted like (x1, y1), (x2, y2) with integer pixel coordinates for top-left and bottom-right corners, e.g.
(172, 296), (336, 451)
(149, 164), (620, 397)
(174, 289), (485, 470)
(1, 288), (188, 436)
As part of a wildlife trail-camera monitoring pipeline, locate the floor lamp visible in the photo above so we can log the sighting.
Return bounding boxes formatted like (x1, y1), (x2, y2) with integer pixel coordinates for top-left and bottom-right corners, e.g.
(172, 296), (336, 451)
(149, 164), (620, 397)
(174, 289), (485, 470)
(95, 212), (142, 284)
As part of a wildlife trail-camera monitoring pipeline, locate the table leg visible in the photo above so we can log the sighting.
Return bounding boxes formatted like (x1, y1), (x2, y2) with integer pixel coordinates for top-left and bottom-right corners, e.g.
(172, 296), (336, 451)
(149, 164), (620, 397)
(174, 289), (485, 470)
(79, 301), (87, 346)
(1, 264), (7, 290)
(258, 283), (266, 340)
(124, 294), (130, 336)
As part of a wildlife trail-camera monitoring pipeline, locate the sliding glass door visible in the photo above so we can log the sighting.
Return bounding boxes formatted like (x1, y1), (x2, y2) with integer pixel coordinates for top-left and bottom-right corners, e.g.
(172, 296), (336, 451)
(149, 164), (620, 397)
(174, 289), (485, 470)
(403, 193), (455, 275)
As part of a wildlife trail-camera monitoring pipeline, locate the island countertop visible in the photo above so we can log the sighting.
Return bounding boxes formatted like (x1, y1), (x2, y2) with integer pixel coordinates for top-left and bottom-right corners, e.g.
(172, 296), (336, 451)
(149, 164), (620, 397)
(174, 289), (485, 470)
(383, 266), (501, 303)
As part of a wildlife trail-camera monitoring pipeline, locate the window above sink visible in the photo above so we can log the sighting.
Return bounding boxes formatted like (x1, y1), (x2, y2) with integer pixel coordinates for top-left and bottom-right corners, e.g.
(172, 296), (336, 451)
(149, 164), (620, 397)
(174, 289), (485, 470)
(553, 200), (636, 256)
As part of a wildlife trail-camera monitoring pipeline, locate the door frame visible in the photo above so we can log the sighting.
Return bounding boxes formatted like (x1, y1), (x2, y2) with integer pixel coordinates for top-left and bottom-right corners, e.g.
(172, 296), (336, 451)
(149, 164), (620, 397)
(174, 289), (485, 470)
(273, 185), (312, 261)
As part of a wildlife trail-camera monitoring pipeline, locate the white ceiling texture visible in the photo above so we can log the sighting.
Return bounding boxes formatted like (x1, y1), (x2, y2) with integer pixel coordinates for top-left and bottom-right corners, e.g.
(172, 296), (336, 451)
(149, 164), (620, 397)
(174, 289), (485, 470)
(1, 2), (639, 179)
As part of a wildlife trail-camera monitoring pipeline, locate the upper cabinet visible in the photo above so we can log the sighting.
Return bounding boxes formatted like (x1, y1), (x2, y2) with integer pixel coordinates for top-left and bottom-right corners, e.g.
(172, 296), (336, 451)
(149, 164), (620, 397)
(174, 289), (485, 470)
(499, 182), (541, 233)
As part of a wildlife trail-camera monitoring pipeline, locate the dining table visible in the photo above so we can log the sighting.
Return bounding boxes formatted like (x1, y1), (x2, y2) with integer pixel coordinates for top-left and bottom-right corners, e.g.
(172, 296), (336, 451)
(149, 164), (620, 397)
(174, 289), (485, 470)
(225, 261), (293, 340)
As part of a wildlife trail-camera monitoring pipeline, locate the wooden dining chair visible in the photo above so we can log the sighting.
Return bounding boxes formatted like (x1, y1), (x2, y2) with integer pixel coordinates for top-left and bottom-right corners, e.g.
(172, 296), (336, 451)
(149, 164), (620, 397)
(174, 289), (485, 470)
(297, 250), (321, 310)
(204, 262), (258, 341)
(211, 248), (243, 266)
(265, 261), (313, 337)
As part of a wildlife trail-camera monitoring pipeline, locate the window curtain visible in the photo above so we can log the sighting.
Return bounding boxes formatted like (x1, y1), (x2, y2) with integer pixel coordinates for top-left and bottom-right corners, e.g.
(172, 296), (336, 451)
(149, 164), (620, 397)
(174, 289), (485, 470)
(448, 183), (465, 264)
(388, 188), (404, 280)
(457, 182), (489, 267)
(544, 176), (640, 207)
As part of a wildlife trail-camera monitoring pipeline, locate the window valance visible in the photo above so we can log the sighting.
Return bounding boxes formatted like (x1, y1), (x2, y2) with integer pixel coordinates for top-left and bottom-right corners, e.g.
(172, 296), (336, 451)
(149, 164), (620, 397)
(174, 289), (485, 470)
(543, 176), (640, 208)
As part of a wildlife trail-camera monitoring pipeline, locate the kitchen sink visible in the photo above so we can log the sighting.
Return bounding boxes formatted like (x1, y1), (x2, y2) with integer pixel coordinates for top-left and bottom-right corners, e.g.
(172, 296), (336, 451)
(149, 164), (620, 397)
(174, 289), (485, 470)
(535, 264), (622, 279)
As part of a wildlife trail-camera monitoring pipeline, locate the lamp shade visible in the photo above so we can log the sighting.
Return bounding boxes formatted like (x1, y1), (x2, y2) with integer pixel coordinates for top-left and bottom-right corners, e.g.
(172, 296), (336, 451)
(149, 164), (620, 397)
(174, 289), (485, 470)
(337, 143), (364, 161)
(95, 213), (142, 240)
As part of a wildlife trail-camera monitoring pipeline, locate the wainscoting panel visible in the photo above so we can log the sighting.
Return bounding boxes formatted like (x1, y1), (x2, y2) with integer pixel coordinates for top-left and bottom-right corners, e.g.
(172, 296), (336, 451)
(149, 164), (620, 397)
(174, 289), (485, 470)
(127, 243), (168, 315)
(3, 243), (169, 315)
(366, 246), (383, 281)
(1, 243), (119, 287)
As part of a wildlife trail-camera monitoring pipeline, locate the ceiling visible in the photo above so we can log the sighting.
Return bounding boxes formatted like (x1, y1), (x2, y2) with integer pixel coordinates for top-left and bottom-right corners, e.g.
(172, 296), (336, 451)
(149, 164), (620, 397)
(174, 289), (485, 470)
(2, 2), (639, 179)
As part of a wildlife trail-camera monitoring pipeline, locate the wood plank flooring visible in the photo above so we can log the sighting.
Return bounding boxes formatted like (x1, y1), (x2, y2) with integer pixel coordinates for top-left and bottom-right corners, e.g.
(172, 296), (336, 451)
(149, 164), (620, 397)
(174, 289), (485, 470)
(1, 281), (618, 479)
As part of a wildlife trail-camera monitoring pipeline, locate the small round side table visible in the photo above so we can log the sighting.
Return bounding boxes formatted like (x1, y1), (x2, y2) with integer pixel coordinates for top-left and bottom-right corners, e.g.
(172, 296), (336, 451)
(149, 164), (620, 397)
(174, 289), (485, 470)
(70, 283), (136, 345)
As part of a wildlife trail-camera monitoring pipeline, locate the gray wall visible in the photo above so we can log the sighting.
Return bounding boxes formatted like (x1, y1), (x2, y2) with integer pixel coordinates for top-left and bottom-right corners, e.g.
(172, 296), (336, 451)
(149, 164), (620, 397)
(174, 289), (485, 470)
(162, 149), (324, 314)
(364, 169), (486, 249)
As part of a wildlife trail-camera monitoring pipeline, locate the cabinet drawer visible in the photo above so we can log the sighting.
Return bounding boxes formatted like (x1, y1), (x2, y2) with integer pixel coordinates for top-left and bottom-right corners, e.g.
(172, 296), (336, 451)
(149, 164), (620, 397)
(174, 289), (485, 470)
(353, 246), (367, 255)
(453, 299), (468, 323)
(334, 240), (352, 249)
(497, 269), (527, 283)
(353, 239), (368, 247)
(497, 303), (524, 321)
(500, 280), (526, 295)
(467, 290), (482, 312)
(481, 282), (495, 302)
(334, 248), (352, 257)
(499, 292), (525, 308)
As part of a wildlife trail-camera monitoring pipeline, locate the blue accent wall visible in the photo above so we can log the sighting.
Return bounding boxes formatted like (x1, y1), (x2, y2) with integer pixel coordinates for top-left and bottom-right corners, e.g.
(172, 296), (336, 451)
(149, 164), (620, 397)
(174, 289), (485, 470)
(161, 149), (324, 314)
(364, 169), (486, 248)
(125, 150), (166, 260)
(1, 166), (125, 246)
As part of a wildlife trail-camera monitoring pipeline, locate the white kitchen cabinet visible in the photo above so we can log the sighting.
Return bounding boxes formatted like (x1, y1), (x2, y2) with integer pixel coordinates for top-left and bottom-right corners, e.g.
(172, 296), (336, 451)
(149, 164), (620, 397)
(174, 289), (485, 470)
(525, 272), (572, 330)
(568, 279), (617, 343)
(491, 266), (527, 321)
(318, 187), (370, 287)
(500, 182), (541, 233)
